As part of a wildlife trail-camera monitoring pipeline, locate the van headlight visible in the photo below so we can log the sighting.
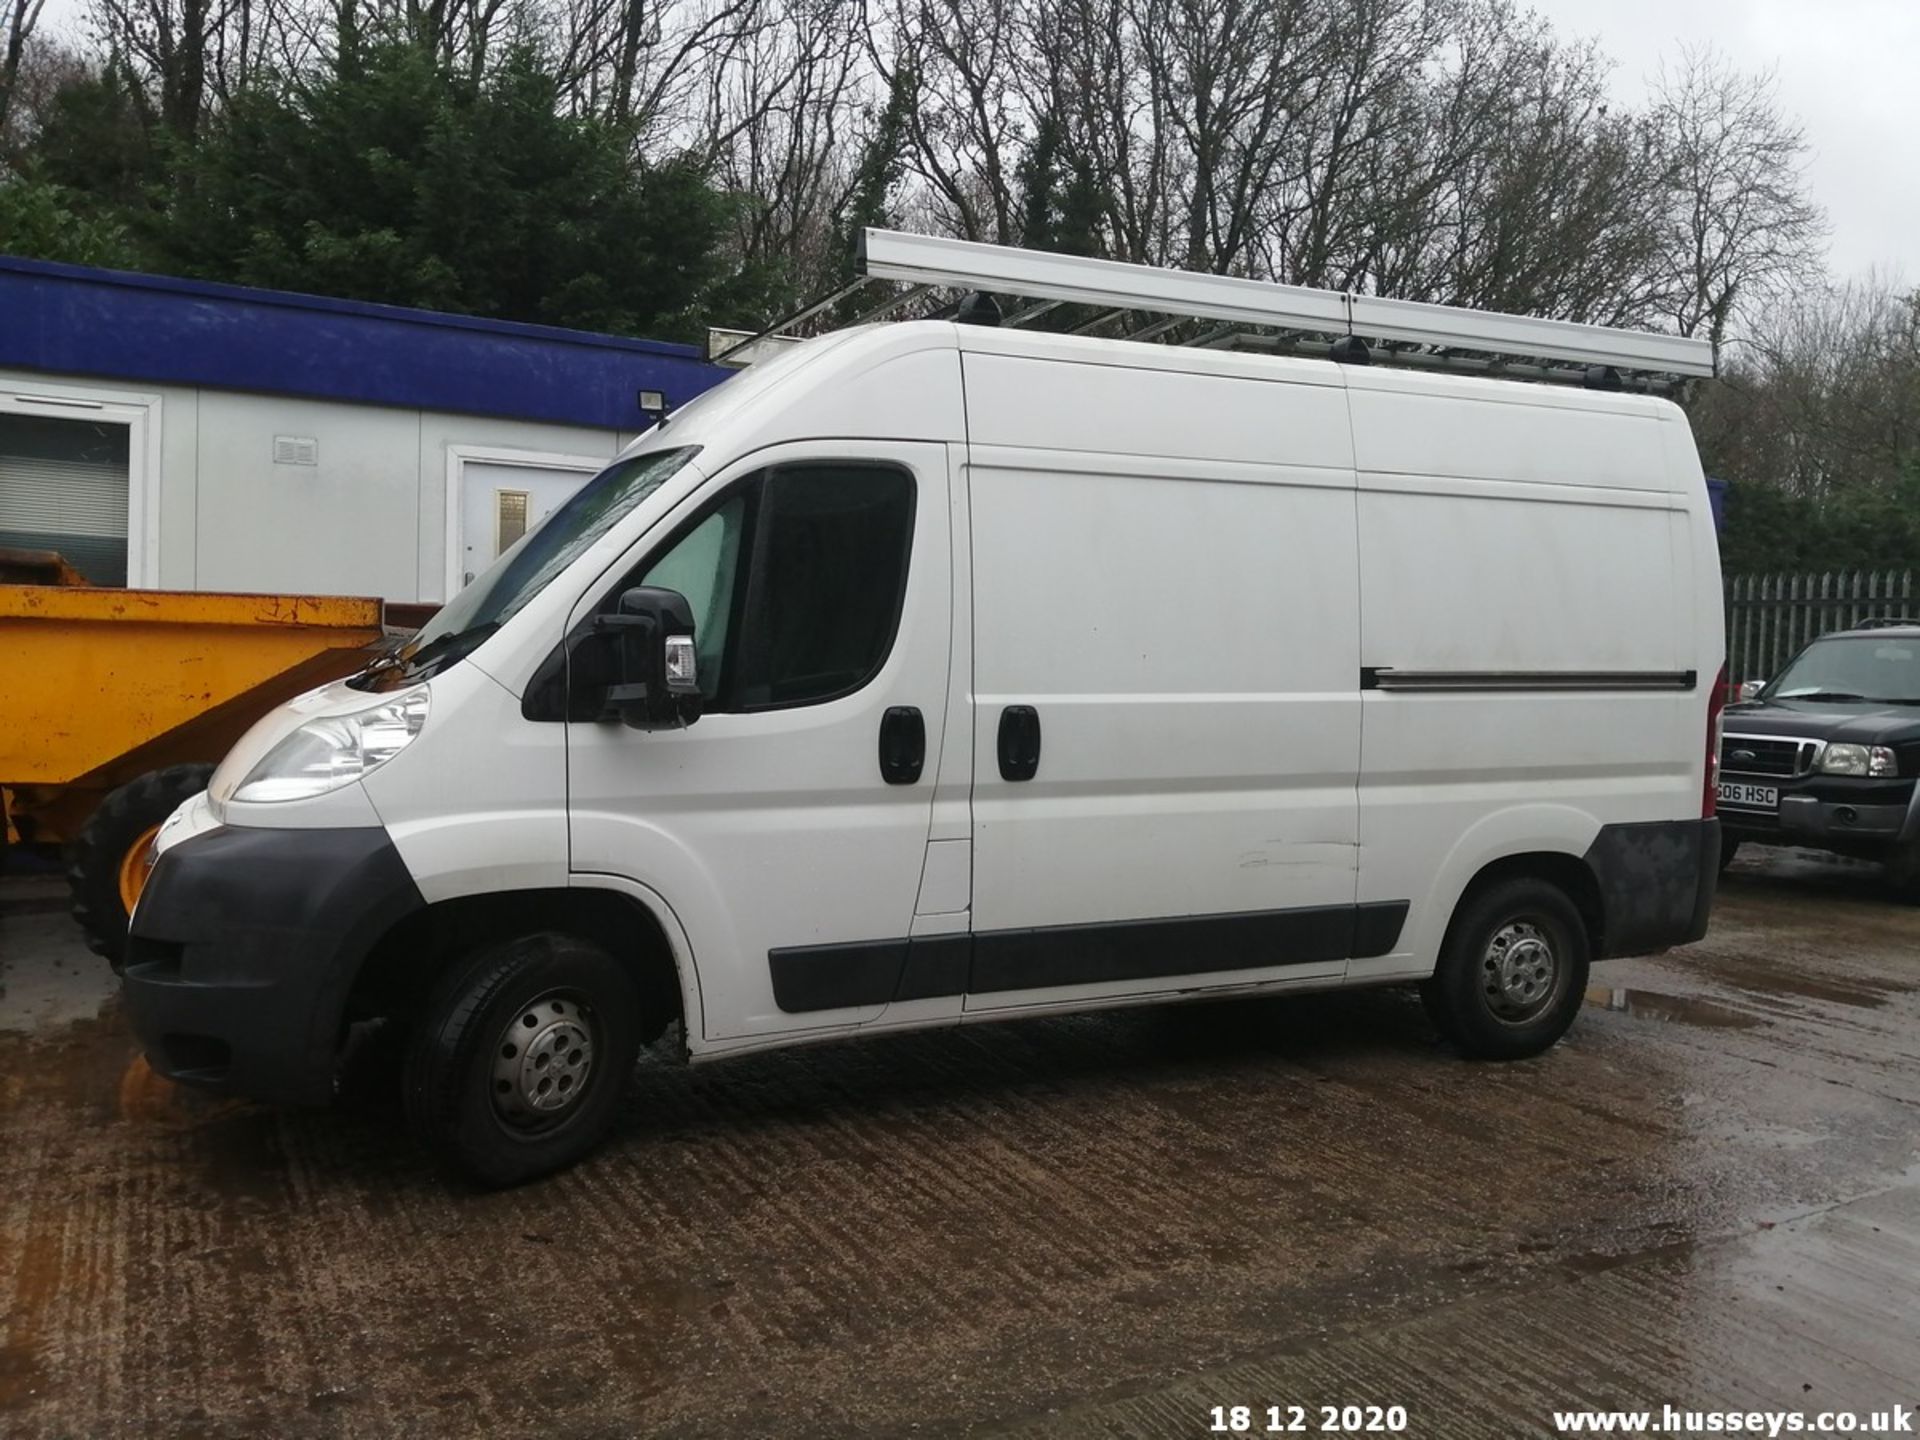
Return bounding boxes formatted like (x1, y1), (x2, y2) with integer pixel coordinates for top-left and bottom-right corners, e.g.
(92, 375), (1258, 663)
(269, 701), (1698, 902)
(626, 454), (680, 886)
(1818, 743), (1897, 778)
(232, 689), (430, 802)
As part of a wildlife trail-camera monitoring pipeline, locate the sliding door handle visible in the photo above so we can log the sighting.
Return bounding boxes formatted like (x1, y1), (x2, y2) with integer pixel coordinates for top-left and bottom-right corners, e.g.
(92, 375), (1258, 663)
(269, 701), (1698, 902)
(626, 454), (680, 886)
(879, 706), (925, 784)
(996, 705), (1041, 782)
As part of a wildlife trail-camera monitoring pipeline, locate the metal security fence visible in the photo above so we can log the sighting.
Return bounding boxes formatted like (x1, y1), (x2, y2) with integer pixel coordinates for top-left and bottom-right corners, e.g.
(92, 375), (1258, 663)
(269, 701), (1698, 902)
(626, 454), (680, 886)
(1725, 569), (1917, 683)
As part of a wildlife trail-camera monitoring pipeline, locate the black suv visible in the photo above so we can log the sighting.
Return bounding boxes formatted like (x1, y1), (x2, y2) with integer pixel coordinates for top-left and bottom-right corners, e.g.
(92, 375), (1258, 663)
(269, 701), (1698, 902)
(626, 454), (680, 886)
(1719, 620), (1920, 894)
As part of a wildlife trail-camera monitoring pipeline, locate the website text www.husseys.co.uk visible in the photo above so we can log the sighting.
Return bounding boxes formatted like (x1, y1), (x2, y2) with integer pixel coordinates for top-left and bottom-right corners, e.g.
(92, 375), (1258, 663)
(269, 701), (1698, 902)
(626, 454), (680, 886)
(1551, 1407), (1914, 1435)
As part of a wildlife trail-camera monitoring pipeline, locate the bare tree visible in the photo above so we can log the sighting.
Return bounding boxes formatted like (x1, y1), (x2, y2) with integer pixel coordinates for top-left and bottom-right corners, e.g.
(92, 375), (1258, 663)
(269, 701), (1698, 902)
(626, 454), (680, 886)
(872, 0), (1024, 243)
(1648, 46), (1827, 359)
(2, 0), (49, 145)
(703, 0), (867, 297)
(84, 0), (258, 135)
(13, 0), (1850, 386)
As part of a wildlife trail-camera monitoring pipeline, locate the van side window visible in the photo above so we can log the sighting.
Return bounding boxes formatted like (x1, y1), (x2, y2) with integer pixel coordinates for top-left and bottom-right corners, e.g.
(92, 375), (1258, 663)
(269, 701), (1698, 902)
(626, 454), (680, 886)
(638, 495), (745, 701)
(733, 465), (916, 710)
(620, 462), (916, 713)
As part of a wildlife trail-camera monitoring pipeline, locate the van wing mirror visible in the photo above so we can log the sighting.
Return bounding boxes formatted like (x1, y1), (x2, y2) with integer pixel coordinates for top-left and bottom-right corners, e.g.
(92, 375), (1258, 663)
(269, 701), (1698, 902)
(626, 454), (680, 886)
(592, 586), (702, 729)
(1737, 679), (1766, 703)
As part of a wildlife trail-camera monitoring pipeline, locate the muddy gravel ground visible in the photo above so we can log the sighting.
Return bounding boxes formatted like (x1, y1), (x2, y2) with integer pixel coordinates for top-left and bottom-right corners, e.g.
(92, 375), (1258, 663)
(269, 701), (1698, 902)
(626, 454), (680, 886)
(2, 848), (1918, 1438)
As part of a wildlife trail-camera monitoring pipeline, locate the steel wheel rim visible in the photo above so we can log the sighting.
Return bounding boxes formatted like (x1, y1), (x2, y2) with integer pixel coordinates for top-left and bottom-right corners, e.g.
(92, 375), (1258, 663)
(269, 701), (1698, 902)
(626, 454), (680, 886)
(1480, 919), (1561, 1024)
(117, 824), (164, 914)
(491, 992), (598, 1131)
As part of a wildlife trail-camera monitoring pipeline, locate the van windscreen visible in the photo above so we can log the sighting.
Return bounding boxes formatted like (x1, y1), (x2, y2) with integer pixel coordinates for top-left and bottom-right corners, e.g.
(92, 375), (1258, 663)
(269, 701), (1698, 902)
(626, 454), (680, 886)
(360, 446), (699, 688)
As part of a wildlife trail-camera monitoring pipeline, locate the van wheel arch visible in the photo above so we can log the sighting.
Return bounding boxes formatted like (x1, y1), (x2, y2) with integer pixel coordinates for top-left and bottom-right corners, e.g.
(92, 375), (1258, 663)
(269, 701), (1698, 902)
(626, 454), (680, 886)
(343, 888), (687, 1055)
(1441, 851), (1606, 964)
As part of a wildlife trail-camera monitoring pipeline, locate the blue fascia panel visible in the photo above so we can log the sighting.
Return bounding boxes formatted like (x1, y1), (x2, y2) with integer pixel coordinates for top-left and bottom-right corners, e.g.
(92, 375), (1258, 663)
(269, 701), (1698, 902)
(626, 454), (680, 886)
(0, 254), (733, 429)
(1705, 476), (1727, 533)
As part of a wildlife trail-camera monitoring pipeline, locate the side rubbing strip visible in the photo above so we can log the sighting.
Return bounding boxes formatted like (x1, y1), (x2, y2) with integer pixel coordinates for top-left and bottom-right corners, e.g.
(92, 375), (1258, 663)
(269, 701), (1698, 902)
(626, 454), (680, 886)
(769, 938), (909, 1012)
(1361, 668), (1697, 693)
(894, 935), (971, 1002)
(1352, 901), (1410, 958)
(968, 905), (1356, 994)
(770, 901), (1417, 1012)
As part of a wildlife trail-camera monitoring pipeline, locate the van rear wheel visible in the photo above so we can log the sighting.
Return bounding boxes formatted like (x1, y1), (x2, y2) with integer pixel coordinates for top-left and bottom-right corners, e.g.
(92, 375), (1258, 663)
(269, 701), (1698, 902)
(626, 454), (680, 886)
(1420, 877), (1590, 1060)
(403, 932), (643, 1186)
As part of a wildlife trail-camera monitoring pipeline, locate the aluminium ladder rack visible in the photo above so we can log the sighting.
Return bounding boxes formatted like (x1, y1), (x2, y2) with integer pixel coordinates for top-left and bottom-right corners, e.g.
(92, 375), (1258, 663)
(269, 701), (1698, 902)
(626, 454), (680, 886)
(713, 228), (1715, 385)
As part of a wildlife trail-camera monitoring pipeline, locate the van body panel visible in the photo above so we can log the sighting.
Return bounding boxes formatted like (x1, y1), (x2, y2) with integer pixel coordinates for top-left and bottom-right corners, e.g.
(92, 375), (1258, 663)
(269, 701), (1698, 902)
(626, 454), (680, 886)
(1662, 411), (1728, 695)
(955, 323), (1349, 391)
(368, 663), (570, 902)
(958, 347), (1352, 469)
(564, 437), (955, 1041)
(919, 442), (976, 857)
(622, 325), (968, 454)
(960, 349), (1363, 1008)
(1342, 367), (1675, 492)
(1348, 379), (1709, 984)
(566, 870), (709, 1046)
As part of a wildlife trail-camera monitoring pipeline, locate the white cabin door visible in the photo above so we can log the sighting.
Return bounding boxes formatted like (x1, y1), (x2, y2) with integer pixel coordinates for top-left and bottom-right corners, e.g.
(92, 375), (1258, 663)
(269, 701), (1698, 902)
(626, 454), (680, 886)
(452, 451), (606, 598)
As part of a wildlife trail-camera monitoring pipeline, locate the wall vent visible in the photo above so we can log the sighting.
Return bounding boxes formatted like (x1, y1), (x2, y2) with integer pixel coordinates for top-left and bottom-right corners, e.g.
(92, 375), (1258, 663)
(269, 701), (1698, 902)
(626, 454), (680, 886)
(273, 435), (318, 466)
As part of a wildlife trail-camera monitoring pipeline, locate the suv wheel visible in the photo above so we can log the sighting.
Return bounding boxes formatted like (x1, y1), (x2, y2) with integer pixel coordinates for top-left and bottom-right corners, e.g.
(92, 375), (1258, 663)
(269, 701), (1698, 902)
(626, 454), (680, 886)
(1887, 840), (1920, 904)
(1421, 877), (1591, 1060)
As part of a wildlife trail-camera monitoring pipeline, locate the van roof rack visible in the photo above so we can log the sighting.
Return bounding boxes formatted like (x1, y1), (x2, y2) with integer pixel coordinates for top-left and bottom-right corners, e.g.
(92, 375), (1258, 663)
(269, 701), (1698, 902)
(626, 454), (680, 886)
(712, 230), (1715, 390)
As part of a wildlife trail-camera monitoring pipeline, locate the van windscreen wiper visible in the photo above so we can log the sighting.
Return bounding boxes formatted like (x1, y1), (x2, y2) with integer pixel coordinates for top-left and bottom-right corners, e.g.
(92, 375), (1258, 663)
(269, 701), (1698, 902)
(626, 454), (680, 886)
(400, 622), (500, 678)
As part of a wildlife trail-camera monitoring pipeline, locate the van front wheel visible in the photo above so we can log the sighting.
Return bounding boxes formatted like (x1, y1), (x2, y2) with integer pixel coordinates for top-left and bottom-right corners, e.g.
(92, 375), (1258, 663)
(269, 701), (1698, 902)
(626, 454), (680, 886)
(404, 932), (644, 1186)
(1420, 878), (1590, 1060)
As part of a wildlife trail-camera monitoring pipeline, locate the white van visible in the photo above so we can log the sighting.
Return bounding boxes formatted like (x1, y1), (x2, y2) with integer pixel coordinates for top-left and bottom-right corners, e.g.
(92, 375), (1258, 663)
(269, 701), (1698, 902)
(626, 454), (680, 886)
(124, 243), (1725, 1184)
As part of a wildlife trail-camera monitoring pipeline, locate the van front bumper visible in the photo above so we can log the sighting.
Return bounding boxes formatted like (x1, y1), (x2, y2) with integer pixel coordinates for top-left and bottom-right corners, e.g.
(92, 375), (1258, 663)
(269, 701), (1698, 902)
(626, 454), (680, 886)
(122, 824), (423, 1106)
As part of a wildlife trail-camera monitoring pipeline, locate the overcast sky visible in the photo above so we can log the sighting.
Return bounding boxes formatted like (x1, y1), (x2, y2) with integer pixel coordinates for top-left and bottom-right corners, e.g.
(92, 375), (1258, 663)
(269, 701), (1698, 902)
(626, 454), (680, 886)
(1524, 0), (1918, 283)
(34, 0), (1914, 283)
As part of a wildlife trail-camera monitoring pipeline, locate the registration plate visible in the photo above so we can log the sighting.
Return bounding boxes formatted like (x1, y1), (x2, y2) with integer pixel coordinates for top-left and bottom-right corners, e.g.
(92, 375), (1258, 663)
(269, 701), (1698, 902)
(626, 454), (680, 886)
(1718, 780), (1778, 810)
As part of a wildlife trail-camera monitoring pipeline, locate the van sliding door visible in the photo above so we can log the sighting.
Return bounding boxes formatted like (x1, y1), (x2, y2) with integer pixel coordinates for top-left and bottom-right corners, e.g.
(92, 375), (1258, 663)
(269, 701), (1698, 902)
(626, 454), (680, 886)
(959, 351), (1370, 1011)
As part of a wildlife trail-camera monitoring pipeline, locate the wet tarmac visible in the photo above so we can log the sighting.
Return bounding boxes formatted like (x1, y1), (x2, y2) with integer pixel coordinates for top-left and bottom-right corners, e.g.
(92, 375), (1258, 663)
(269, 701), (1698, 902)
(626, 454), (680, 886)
(2, 846), (1918, 1437)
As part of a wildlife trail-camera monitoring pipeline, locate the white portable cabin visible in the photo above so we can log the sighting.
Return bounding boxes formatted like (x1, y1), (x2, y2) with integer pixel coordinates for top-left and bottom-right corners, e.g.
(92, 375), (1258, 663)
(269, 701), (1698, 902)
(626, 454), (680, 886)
(0, 256), (727, 602)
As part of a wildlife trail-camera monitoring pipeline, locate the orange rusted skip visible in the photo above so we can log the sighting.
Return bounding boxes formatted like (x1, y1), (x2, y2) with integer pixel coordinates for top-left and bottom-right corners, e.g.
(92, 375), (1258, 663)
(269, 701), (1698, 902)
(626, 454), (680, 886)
(1, 582), (384, 841)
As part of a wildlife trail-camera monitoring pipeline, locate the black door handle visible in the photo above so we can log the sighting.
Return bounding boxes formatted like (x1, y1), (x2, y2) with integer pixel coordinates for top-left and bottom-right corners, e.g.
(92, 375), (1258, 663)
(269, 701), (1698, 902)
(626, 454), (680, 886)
(879, 706), (925, 784)
(997, 705), (1041, 781)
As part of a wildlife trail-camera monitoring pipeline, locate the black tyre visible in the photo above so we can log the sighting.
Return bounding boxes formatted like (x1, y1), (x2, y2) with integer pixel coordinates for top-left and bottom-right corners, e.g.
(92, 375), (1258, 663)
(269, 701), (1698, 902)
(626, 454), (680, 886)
(403, 932), (643, 1186)
(1718, 838), (1741, 872)
(1886, 841), (1920, 904)
(1419, 877), (1591, 1060)
(69, 763), (216, 966)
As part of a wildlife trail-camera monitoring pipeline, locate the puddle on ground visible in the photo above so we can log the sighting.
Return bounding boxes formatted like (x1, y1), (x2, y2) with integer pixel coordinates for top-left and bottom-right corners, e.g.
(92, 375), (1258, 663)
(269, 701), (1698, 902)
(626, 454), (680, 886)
(1558, 1236), (1700, 1276)
(1584, 987), (1763, 1030)
(1696, 960), (1913, 1011)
